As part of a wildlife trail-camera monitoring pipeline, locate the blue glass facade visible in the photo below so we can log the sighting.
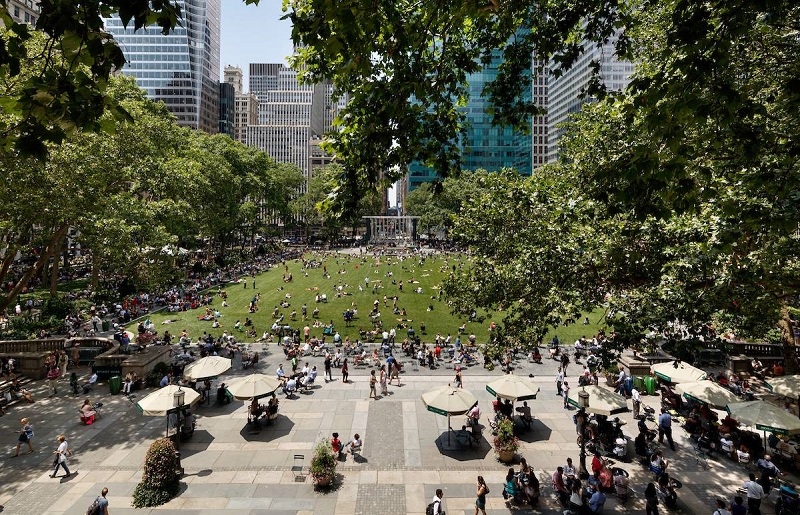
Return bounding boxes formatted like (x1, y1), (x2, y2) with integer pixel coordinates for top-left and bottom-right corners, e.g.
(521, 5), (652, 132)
(407, 52), (532, 191)
(104, 0), (221, 133)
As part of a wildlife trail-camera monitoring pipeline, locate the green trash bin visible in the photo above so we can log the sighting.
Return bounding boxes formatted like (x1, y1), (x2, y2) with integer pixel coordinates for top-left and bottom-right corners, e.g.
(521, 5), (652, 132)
(643, 375), (657, 396)
(102, 320), (110, 332)
(634, 376), (645, 392)
(109, 375), (122, 395)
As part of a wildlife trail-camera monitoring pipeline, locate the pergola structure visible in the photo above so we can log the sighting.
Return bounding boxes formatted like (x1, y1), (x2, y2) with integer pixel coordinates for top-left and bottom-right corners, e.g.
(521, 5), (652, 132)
(363, 216), (420, 245)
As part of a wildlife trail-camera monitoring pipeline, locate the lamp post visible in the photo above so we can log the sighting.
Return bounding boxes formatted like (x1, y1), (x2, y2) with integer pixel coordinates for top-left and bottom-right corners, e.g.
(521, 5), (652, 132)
(173, 387), (185, 476)
(578, 388), (590, 479)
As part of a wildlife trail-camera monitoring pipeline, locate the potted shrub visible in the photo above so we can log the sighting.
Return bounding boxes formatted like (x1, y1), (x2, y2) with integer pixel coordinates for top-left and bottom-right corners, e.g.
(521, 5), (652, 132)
(310, 439), (337, 487)
(132, 438), (181, 508)
(493, 417), (519, 463)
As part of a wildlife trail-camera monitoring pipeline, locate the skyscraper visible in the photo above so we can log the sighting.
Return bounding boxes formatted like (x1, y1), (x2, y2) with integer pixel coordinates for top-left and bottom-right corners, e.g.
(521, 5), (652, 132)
(104, 0), (221, 133)
(224, 65), (258, 144)
(546, 34), (634, 162)
(246, 62), (339, 181)
(218, 82), (235, 137)
(406, 51), (533, 192)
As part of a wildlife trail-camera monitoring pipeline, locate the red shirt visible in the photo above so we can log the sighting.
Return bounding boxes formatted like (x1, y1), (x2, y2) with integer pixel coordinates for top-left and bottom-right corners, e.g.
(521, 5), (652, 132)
(592, 456), (603, 475)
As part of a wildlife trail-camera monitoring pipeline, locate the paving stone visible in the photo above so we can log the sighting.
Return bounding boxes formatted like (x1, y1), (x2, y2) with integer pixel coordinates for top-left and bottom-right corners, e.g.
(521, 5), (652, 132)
(355, 483), (405, 515)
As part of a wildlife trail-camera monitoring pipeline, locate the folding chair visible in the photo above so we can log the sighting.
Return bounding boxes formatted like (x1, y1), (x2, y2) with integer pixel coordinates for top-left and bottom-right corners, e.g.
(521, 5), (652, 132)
(292, 454), (305, 481)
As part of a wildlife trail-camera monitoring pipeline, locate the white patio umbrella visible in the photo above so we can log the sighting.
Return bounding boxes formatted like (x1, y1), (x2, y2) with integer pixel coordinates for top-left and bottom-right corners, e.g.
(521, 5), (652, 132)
(651, 360), (707, 383)
(226, 374), (282, 401)
(766, 375), (800, 417)
(136, 384), (200, 416)
(486, 374), (540, 401)
(676, 380), (741, 409)
(727, 400), (800, 436)
(422, 385), (478, 444)
(183, 356), (232, 380)
(567, 385), (628, 416)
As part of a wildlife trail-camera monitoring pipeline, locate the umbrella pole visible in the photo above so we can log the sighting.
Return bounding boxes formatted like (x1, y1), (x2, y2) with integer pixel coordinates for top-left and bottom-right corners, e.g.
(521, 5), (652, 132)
(448, 414), (451, 444)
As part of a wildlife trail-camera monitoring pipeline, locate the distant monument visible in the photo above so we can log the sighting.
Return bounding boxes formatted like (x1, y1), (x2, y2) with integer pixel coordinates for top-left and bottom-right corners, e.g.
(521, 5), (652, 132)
(362, 216), (420, 246)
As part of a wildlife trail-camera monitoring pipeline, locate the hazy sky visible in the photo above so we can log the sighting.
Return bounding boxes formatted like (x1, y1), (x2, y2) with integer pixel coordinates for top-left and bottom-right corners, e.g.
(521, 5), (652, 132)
(220, 0), (295, 89)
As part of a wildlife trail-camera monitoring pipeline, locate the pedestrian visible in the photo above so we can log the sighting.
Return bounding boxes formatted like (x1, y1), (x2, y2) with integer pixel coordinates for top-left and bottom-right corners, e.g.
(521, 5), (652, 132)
(713, 498), (732, 515)
(13, 418), (34, 456)
(729, 495), (746, 515)
(631, 386), (641, 419)
(742, 472), (764, 515)
(560, 352), (570, 376)
(390, 360), (401, 386)
(562, 381), (570, 409)
(475, 475), (488, 515)
(556, 367), (563, 396)
(58, 350), (68, 378)
(88, 487), (109, 515)
(429, 488), (444, 515)
(454, 366), (463, 388)
(658, 407), (676, 450)
(369, 369), (377, 399)
(645, 482), (659, 515)
(379, 365), (388, 395)
(324, 354), (333, 382)
(552, 466), (569, 506)
(341, 358), (349, 383)
(51, 434), (73, 478)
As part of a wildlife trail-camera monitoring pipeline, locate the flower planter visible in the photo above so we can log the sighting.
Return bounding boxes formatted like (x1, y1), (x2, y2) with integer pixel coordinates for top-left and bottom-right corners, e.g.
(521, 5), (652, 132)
(314, 476), (332, 487)
(497, 449), (515, 463)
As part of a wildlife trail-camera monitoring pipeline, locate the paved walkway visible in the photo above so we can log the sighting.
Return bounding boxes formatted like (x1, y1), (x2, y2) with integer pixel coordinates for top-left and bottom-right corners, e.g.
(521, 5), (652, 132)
(0, 346), (788, 514)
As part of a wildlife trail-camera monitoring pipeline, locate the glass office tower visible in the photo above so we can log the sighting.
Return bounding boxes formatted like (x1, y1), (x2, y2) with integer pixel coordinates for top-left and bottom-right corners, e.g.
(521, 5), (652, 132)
(407, 51), (533, 191)
(104, 0), (221, 133)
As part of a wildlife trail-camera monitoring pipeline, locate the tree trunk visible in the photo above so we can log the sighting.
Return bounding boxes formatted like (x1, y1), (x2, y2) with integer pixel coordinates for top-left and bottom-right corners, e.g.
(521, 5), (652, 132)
(0, 245), (16, 288)
(0, 224), (70, 314)
(49, 231), (66, 295)
(779, 303), (798, 374)
(91, 256), (100, 291)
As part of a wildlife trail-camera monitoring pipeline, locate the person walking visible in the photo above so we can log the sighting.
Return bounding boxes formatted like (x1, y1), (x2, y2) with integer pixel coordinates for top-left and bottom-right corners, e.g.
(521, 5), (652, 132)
(556, 367), (564, 396)
(631, 386), (641, 419)
(389, 360), (401, 386)
(474, 475), (488, 515)
(742, 472), (764, 515)
(645, 482), (659, 515)
(658, 407), (676, 450)
(454, 366), (463, 388)
(13, 418), (34, 457)
(429, 488), (444, 515)
(324, 354), (333, 382)
(560, 352), (570, 376)
(369, 369), (377, 399)
(90, 487), (109, 515)
(51, 435), (73, 478)
(379, 365), (388, 396)
(341, 359), (349, 383)
(562, 381), (571, 409)
(713, 499), (732, 515)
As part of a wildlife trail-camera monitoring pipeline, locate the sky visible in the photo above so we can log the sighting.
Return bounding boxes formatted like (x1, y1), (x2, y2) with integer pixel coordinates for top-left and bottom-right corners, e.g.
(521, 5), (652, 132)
(220, 0), (295, 89)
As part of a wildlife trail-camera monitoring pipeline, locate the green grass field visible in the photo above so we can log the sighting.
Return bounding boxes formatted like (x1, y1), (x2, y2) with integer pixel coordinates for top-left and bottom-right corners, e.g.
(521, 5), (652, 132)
(142, 252), (609, 347)
(144, 253), (487, 344)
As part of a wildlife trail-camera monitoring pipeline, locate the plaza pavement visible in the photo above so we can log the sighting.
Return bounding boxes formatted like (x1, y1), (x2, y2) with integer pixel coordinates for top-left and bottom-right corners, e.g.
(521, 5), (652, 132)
(1, 343), (787, 515)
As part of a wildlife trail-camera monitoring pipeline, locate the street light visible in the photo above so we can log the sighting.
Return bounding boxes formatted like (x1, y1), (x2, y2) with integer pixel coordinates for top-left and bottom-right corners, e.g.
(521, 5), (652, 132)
(173, 387), (185, 476)
(578, 388), (590, 479)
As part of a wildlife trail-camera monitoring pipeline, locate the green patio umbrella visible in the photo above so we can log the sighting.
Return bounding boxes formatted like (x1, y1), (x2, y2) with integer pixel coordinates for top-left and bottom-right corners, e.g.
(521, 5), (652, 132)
(765, 375), (800, 418)
(651, 361), (707, 383)
(726, 401), (800, 437)
(422, 385), (478, 444)
(676, 380), (741, 409)
(486, 374), (540, 401)
(567, 385), (628, 416)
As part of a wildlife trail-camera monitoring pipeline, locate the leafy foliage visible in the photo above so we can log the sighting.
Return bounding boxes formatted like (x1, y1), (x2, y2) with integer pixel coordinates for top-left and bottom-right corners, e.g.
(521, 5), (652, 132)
(309, 439), (337, 485)
(132, 437), (181, 508)
(492, 417), (519, 454)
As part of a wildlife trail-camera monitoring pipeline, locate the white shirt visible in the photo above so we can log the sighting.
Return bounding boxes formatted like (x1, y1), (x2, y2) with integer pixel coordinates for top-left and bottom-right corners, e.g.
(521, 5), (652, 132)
(742, 480), (764, 499)
(631, 389), (640, 402)
(431, 495), (443, 515)
(276, 367), (285, 378)
(57, 440), (69, 462)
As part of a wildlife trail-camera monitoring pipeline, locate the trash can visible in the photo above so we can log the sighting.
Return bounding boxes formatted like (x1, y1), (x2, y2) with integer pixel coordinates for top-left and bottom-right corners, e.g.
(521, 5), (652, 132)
(102, 320), (110, 332)
(634, 376), (645, 392)
(109, 375), (122, 395)
(643, 375), (657, 396)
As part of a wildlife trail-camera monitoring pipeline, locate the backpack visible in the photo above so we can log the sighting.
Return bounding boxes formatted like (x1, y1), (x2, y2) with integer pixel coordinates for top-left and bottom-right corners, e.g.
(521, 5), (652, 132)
(425, 500), (440, 515)
(86, 497), (102, 515)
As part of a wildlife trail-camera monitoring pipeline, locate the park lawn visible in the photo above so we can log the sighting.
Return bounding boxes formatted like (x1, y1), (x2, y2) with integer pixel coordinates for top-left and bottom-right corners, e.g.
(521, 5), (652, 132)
(543, 306), (611, 347)
(143, 253), (493, 345)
